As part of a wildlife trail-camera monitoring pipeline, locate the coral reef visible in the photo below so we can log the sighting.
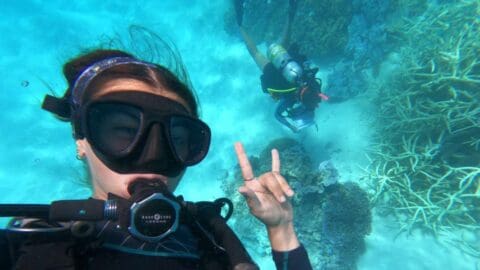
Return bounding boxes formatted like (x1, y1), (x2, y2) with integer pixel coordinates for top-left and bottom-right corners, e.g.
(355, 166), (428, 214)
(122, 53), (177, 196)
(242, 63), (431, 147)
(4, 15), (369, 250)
(325, 60), (370, 103)
(224, 0), (352, 58)
(347, 0), (390, 68)
(222, 138), (372, 269)
(366, 0), (480, 257)
(326, 0), (391, 101)
(322, 182), (372, 269)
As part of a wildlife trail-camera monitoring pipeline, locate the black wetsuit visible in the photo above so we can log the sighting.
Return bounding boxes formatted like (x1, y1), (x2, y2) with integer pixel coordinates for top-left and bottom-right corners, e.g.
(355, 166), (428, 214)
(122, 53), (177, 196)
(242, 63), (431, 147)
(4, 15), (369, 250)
(261, 62), (297, 95)
(0, 227), (312, 269)
(0, 196), (313, 270)
(260, 46), (308, 95)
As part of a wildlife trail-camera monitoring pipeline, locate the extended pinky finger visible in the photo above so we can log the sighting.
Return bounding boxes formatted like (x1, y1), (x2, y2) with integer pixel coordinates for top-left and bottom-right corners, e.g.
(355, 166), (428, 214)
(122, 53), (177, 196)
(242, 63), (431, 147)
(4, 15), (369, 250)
(273, 173), (294, 197)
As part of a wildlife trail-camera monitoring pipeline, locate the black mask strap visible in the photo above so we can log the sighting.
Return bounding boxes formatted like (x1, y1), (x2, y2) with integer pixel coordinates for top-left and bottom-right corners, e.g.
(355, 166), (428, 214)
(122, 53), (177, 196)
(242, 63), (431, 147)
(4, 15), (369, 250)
(41, 94), (72, 121)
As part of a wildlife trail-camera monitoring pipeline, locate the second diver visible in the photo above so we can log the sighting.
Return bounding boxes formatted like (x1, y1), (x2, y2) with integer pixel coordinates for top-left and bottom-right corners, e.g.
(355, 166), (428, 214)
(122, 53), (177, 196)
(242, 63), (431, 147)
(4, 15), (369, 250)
(234, 0), (328, 132)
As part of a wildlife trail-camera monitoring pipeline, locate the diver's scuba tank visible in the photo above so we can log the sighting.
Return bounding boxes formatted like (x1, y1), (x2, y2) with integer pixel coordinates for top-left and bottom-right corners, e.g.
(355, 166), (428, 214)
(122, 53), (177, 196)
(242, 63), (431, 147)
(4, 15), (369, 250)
(267, 43), (303, 84)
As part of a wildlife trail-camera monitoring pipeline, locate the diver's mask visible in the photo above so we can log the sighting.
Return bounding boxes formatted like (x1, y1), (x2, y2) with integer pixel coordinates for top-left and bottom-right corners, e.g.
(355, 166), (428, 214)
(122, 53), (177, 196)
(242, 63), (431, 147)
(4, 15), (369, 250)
(74, 91), (211, 177)
(42, 57), (211, 177)
(267, 43), (303, 84)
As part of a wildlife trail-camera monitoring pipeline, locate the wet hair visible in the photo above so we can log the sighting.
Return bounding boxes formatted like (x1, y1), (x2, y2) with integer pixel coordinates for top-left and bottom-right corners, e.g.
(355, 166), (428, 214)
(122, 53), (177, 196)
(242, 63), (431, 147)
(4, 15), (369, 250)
(61, 49), (199, 118)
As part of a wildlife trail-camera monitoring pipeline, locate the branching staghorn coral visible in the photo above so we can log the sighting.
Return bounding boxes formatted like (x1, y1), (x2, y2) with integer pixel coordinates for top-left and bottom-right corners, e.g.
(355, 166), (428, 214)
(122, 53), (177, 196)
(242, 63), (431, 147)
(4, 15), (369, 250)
(367, 0), (480, 257)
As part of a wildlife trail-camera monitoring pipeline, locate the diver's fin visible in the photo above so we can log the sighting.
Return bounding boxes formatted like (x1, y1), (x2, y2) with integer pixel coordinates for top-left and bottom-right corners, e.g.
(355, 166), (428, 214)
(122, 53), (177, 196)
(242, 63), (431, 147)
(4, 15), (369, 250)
(233, 0), (245, 26)
(291, 118), (315, 132)
(287, 106), (315, 132)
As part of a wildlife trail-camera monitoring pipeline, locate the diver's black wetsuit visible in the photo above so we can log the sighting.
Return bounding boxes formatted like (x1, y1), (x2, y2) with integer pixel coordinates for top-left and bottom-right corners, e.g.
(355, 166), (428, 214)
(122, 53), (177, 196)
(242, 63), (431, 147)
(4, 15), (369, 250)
(260, 46), (308, 94)
(261, 62), (297, 94)
(0, 227), (311, 269)
(0, 195), (313, 270)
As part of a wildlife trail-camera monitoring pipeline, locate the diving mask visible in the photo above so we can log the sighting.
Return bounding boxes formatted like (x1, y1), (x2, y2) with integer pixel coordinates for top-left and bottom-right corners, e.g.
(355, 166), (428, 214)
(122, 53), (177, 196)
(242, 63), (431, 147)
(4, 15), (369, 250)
(75, 91), (211, 177)
(42, 56), (211, 176)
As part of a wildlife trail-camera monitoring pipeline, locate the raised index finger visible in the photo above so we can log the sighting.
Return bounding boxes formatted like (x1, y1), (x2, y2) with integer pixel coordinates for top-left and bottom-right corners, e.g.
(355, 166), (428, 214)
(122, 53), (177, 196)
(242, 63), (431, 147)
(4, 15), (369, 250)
(234, 142), (255, 181)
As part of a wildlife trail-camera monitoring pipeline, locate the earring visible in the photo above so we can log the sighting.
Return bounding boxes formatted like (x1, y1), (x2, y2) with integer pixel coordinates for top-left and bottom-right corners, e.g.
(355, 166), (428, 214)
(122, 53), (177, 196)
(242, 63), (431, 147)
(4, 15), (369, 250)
(76, 151), (85, 160)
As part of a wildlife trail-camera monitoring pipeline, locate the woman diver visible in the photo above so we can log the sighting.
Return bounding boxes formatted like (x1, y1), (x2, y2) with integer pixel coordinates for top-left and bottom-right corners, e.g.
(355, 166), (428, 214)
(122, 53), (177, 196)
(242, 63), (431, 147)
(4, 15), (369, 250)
(0, 42), (312, 268)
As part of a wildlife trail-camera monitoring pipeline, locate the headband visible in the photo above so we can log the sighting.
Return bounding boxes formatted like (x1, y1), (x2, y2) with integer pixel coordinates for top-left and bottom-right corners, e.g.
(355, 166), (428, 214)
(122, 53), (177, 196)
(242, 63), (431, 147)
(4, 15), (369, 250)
(70, 57), (158, 108)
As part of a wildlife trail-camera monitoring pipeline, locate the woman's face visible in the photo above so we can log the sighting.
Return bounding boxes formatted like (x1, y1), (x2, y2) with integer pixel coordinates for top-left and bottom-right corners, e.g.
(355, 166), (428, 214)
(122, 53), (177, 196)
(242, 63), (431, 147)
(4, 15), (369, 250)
(76, 78), (191, 200)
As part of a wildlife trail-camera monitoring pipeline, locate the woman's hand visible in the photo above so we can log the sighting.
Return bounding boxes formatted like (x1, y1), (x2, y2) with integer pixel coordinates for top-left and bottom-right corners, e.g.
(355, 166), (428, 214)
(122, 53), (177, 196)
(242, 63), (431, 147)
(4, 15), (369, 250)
(234, 142), (299, 250)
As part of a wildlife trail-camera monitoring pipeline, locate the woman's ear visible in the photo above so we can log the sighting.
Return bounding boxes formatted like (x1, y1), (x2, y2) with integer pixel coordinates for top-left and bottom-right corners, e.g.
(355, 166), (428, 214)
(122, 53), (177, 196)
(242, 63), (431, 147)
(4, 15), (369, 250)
(76, 139), (87, 160)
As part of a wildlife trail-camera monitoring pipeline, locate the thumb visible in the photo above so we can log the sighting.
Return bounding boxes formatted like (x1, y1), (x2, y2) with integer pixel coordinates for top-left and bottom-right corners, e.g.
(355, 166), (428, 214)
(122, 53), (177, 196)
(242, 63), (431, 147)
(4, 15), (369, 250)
(238, 186), (261, 209)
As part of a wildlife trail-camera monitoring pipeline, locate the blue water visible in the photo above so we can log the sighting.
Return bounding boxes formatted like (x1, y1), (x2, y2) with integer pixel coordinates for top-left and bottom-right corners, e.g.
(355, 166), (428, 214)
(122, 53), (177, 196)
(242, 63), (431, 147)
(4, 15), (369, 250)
(0, 1), (478, 269)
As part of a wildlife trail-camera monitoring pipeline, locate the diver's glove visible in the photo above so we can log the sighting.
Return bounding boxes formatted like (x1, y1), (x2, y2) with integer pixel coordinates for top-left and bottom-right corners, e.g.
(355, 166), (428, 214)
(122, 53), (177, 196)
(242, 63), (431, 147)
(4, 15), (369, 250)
(233, 0), (245, 26)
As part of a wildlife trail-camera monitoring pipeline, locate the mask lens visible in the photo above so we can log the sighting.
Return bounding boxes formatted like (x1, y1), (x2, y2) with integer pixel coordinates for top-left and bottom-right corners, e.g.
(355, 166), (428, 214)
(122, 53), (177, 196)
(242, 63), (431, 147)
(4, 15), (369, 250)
(169, 116), (210, 165)
(87, 103), (142, 157)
